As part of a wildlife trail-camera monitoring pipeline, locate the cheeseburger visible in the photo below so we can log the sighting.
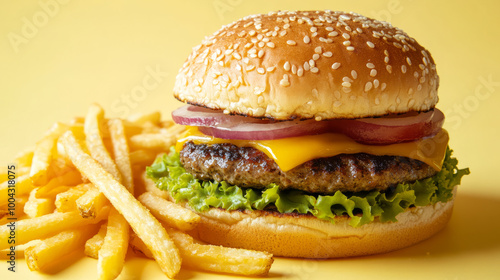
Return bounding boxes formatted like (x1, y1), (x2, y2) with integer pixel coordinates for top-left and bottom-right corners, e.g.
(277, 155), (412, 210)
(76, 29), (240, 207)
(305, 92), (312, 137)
(147, 10), (469, 258)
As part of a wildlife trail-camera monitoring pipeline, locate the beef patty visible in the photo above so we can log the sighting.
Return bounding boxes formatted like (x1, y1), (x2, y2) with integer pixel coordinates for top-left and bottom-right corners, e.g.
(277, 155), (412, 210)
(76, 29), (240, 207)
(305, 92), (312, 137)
(179, 141), (437, 194)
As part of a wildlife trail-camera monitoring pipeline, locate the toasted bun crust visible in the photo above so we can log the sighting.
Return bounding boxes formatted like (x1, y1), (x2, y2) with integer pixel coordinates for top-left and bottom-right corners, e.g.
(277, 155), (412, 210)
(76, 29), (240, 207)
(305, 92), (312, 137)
(187, 197), (454, 258)
(174, 10), (439, 120)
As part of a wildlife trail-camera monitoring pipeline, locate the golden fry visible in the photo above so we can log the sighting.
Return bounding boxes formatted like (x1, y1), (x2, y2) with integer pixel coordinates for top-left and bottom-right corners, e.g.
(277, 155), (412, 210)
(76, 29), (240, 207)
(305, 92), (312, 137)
(55, 184), (92, 212)
(0, 208), (108, 250)
(24, 188), (55, 218)
(85, 223), (107, 259)
(98, 208), (129, 280)
(129, 149), (156, 166)
(61, 131), (181, 278)
(35, 169), (83, 198)
(108, 119), (134, 193)
(84, 104), (122, 183)
(129, 232), (153, 259)
(14, 147), (35, 168)
(30, 122), (69, 186)
(76, 187), (109, 219)
(0, 174), (34, 208)
(25, 225), (99, 271)
(129, 133), (177, 151)
(138, 192), (200, 231)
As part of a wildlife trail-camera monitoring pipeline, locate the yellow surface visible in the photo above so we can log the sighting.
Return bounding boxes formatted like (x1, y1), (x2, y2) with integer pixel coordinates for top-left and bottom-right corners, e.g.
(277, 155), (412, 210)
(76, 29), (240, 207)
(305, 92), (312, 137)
(1, 0), (499, 279)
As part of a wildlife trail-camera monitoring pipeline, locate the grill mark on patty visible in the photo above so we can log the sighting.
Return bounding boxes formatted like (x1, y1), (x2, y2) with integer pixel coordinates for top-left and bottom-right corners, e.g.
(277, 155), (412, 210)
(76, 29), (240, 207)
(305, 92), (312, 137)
(180, 141), (437, 194)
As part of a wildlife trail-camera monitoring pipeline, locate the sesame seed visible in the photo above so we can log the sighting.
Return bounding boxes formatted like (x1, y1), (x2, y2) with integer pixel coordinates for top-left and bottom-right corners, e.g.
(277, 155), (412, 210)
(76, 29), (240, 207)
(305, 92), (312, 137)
(381, 83), (387, 91)
(297, 67), (304, 76)
(267, 42), (275, 48)
(342, 82), (352, 87)
(311, 32), (318, 37)
(331, 62), (341, 69)
(315, 46), (322, 53)
(408, 99), (415, 107)
(414, 71), (419, 78)
(370, 69), (377, 77)
(406, 57), (412, 65)
(258, 41), (265, 48)
(386, 65), (392, 73)
(419, 76), (426, 83)
(328, 31), (339, 37)
(342, 87), (351, 93)
(401, 65), (407, 73)
(408, 88), (414, 95)
(283, 23), (290, 29)
(311, 67), (319, 73)
(417, 84), (422, 91)
(419, 64), (425, 70)
(291, 64), (297, 74)
(287, 40), (297, 45)
(310, 26), (317, 32)
(304, 62), (310, 71)
(235, 64), (242, 71)
(267, 66), (276, 72)
(279, 30), (287, 36)
(313, 54), (320, 60)
(343, 76), (353, 82)
(326, 27), (334, 31)
(303, 35), (311, 43)
(309, 59), (315, 67)
(384, 56), (389, 64)
(249, 30), (256, 36)
(366, 63), (375, 69)
(233, 53), (242, 60)
(343, 40), (351, 46)
(364, 82), (373, 92)
(356, 27), (363, 33)
(334, 101), (342, 107)
(342, 33), (350, 39)
(345, 26), (352, 32)
(373, 79), (380, 88)
(367, 41), (375, 48)
(244, 43), (253, 49)
(351, 70), (358, 79)
(280, 74), (290, 87)
(284, 61), (291, 71)
(323, 51), (333, 57)
(346, 46), (354, 51)
(257, 67), (265, 74)
(246, 65), (255, 71)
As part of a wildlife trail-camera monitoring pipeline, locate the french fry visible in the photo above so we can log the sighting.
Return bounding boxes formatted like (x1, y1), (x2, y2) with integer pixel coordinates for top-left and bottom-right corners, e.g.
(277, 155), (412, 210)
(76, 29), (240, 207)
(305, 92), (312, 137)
(108, 119), (134, 193)
(0, 196), (28, 225)
(35, 169), (83, 198)
(98, 208), (129, 280)
(129, 232), (153, 259)
(0, 240), (42, 260)
(127, 111), (161, 126)
(0, 208), (109, 250)
(85, 223), (107, 259)
(14, 147), (35, 168)
(25, 225), (99, 271)
(131, 226), (274, 276)
(0, 174), (34, 208)
(84, 104), (122, 183)
(129, 133), (177, 151)
(170, 228), (273, 276)
(138, 192), (200, 231)
(55, 184), (92, 212)
(76, 187), (109, 219)
(141, 172), (169, 199)
(30, 122), (69, 186)
(129, 149), (156, 166)
(24, 188), (55, 218)
(61, 131), (181, 278)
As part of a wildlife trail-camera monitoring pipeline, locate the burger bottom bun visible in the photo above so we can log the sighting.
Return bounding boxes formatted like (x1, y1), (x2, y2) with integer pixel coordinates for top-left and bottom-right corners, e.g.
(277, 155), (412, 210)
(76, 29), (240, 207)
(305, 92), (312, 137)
(187, 196), (455, 258)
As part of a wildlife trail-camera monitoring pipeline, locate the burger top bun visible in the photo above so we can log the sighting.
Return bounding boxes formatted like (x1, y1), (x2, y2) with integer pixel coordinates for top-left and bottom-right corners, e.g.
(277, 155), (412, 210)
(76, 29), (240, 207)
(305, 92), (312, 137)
(174, 10), (439, 120)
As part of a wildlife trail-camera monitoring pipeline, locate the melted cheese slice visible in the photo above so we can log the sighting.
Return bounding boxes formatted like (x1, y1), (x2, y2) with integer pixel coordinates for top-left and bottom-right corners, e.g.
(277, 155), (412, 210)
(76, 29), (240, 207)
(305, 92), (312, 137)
(177, 127), (449, 172)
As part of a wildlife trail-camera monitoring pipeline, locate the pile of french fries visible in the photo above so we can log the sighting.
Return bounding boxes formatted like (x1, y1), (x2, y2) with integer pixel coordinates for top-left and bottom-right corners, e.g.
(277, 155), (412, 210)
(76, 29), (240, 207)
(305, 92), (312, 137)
(0, 104), (273, 279)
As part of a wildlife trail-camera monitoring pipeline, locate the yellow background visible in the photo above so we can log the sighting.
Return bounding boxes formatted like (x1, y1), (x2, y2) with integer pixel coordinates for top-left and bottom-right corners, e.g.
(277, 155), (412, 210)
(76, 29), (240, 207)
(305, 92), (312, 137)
(1, 0), (499, 279)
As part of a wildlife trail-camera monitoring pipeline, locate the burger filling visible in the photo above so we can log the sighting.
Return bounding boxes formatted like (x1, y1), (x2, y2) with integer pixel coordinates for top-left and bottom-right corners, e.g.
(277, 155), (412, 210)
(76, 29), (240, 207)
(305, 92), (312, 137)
(146, 146), (469, 227)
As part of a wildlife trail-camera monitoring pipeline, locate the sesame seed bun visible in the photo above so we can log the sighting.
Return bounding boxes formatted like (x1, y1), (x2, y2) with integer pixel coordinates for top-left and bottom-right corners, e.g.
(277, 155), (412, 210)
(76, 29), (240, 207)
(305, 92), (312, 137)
(187, 194), (454, 258)
(174, 10), (439, 120)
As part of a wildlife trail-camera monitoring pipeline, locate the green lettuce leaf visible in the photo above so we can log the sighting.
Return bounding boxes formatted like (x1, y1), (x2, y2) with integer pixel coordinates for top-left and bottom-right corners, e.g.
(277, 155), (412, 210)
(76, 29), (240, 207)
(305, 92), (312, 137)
(147, 147), (470, 227)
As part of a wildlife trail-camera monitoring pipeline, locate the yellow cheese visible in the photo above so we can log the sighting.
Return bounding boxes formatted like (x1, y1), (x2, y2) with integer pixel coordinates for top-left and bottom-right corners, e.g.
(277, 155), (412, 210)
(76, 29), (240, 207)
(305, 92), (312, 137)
(176, 126), (449, 172)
